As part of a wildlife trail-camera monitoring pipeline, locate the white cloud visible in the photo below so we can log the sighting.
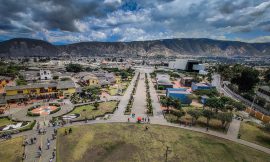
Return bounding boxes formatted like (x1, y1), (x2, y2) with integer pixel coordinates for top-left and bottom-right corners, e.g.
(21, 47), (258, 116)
(74, 20), (89, 32)
(247, 36), (270, 43)
(104, 0), (121, 5)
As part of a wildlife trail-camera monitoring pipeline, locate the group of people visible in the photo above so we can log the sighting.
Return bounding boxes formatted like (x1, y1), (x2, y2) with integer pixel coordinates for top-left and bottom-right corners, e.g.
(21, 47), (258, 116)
(127, 113), (151, 124)
(64, 128), (73, 135)
(0, 132), (12, 140)
(23, 137), (37, 146)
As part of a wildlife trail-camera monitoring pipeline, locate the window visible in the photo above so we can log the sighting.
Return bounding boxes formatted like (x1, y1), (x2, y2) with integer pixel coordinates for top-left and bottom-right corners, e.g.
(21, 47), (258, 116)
(17, 90), (23, 94)
(31, 89), (37, 93)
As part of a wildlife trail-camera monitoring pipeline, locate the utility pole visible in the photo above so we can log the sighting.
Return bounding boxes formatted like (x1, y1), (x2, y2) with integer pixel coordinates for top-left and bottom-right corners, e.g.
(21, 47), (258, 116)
(164, 146), (172, 162)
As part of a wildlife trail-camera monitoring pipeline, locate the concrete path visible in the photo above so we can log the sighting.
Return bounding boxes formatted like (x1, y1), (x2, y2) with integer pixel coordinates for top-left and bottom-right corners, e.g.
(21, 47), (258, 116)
(227, 118), (241, 139)
(131, 72), (147, 116)
(11, 100), (74, 122)
(146, 73), (167, 124)
(111, 72), (139, 120)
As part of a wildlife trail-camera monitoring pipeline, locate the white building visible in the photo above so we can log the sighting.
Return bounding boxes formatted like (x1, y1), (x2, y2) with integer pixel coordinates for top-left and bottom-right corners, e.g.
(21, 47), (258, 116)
(40, 70), (52, 80)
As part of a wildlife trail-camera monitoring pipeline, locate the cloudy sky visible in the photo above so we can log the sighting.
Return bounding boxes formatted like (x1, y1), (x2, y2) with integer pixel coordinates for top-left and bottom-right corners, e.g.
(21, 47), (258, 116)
(0, 0), (270, 44)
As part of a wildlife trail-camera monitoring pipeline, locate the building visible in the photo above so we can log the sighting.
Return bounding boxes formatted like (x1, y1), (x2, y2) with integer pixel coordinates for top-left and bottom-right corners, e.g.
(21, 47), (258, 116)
(100, 61), (131, 69)
(4, 81), (76, 102)
(156, 74), (173, 90)
(20, 70), (39, 82)
(40, 70), (52, 80)
(166, 88), (192, 104)
(76, 72), (121, 87)
(168, 59), (205, 72)
(180, 76), (194, 87)
(191, 82), (214, 91)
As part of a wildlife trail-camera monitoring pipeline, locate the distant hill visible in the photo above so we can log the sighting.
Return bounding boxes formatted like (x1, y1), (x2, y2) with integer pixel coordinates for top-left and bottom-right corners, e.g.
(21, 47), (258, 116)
(0, 38), (270, 57)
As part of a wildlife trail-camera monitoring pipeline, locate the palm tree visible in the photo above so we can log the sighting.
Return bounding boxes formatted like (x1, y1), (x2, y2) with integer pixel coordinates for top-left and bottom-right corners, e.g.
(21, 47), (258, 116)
(172, 99), (181, 110)
(217, 112), (233, 129)
(172, 109), (185, 122)
(188, 109), (201, 124)
(202, 109), (214, 128)
(93, 102), (99, 110)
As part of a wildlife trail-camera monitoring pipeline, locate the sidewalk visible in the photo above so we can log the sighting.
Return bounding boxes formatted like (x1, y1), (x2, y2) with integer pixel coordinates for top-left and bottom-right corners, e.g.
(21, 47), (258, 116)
(131, 72), (146, 116)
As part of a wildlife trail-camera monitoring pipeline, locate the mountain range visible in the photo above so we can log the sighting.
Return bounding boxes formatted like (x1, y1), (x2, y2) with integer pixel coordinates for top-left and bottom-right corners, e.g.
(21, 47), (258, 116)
(0, 38), (270, 57)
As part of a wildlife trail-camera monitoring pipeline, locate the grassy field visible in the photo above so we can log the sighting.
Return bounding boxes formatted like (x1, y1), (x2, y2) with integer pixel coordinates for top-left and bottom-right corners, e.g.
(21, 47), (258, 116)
(68, 101), (118, 120)
(57, 123), (270, 162)
(0, 117), (14, 127)
(109, 88), (120, 96)
(0, 137), (24, 162)
(239, 121), (270, 148)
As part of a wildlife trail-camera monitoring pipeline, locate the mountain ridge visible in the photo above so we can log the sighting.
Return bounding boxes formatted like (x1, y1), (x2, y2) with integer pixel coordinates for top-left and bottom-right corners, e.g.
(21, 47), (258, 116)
(0, 38), (270, 57)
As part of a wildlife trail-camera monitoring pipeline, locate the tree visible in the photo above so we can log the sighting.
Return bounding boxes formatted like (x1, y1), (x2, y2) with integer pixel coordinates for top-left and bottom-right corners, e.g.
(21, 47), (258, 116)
(188, 109), (201, 124)
(231, 67), (259, 92)
(230, 101), (246, 111)
(172, 99), (181, 110)
(93, 102), (99, 110)
(207, 72), (213, 82)
(217, 112), (233, 129)
(66, 63), (83, 73)
(205, 97), (225, 113)
(265, 123), (270, 132)
(53, 76), (59, 80)
(264, 68), (270, 83)
(160, 96), (174, 112)
(172, 109), (185, 121)
(202, 109), (214, 128)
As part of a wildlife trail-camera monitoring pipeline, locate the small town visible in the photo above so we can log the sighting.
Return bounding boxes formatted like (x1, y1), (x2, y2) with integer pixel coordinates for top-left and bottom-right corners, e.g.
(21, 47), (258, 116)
(0, 1), (270, 162)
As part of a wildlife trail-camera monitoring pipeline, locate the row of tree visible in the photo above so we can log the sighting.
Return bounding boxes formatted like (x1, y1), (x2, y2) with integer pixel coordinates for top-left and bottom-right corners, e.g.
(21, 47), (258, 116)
(125, 73), (140, 114)
(145, 73), (153, 115)
(161, 95), (245, 130)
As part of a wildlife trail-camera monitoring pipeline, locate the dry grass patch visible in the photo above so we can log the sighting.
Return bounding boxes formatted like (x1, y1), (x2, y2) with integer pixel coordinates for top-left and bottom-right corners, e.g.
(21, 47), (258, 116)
(0, 137), (24, 162)
(57, 123), (270, 162)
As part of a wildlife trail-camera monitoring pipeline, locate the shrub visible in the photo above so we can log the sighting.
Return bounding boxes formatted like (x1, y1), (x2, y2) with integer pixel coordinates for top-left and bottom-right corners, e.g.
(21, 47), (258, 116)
(265, 123), (270, 132)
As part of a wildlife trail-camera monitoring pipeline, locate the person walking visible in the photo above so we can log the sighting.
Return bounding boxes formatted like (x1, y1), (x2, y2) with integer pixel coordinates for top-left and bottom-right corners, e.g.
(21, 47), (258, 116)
(52, 151), (55, 159)
(47, 142), (50, 150)
(69, 128), (72, 134)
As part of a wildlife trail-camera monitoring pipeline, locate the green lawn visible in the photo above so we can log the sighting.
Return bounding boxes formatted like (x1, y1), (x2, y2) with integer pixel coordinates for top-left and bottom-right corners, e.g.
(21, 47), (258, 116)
(109, 88), (120, 96)
(108, 82), (129, 96)
(0, 117), (14, 127)
(0, 137), (24, 162)
(57, 123), (270, 162)
(239, 121), (270, 148)
(68, 101), (118, 120)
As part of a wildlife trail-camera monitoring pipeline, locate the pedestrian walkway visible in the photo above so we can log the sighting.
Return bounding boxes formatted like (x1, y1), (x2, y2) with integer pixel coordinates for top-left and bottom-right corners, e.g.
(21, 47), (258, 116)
(146, 73), (167, 124)
(131, 72), (146, 116)
(111, 72), (139, 120)
(227, 119), (241, 139)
